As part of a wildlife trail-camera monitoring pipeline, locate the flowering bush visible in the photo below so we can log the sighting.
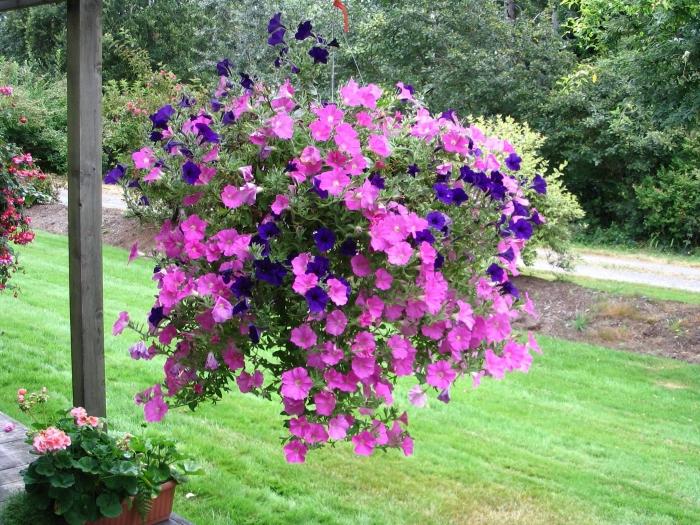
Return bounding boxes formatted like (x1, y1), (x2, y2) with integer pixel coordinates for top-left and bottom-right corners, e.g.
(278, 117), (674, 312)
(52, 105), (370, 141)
(1, 86), (41, 291)
(111, 14), (544, 463)
(17, 388), (198, 525)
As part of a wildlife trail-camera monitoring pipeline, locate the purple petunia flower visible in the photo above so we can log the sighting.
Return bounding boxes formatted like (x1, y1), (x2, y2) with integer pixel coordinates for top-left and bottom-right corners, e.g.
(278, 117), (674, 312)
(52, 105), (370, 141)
(305, 286), (329, 313)
(434, 183), (453, 205)
(254, 259), (287, 286)
(407, 164), (421, 177)
(295, 20), (313, 40)
(505, 152), (522, 171)
(178, 95), (196, 108)
(339, 238), (357, 257)
(222, 110), (236, 125)
(149, 104), (175, 130)
(415, 229), (435, 245)
(486, 263), (505, 283)
(231, 276), (253, 298)
(182, 160), (201, 185)
(195, 123), (220, 144)
(216, 58), (233, 77)
(510, 219), (533, 240)
(148, 306), (165, 327)
(499, 280), (520, 299)
(368, 172), (385, 189)
(104, 164), (126, 184)
(313, 228), (336, 252)
(309, 46), (329, 64)
(308, 256), (330, 277)
(240, 73), (255, 91)
(258, 222), (281, 240)
(532, 174), (547, 194)
(451, 188), (468, 205)
(426, 211), (446, 230)
(268, 28), (286, 46)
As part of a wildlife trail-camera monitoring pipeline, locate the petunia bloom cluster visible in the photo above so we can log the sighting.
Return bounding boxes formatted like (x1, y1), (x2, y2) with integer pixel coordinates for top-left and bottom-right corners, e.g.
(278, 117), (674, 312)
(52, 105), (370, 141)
(111, 18), (546, 463)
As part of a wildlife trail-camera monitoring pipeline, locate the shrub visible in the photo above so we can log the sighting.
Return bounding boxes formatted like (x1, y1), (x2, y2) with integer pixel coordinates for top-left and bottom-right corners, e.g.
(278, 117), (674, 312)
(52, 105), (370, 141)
(0, 59), (67, 174)
(111, 13), (544, 463)
(0, 89), (42, 292)
(635, 163), (700, 250)
(103, 68), (187, 173)
(472, 115), (584, 267)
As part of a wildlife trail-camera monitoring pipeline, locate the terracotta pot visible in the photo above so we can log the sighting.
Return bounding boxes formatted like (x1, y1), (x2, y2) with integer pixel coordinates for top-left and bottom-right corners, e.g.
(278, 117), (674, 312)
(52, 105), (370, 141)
(85, 481), (177, 525)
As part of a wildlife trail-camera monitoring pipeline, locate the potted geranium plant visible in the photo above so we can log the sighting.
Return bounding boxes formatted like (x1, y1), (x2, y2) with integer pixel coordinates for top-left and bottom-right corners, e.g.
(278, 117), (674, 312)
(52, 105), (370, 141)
(15, 388), (199, 525)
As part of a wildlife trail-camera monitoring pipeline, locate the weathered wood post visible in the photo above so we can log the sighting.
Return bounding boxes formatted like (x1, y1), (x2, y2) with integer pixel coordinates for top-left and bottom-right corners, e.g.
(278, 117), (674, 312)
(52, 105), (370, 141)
(66, 0), (105, 416)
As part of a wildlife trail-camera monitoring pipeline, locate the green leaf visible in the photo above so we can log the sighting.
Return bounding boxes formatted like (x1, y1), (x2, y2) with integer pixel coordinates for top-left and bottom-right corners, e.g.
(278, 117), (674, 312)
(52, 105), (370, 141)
(109, 460), (139, 477)
(97, 491), (124, 518)
(34, 459), (56, 477)
(74, 456), (99, 473)
(49, 470), (75, 488)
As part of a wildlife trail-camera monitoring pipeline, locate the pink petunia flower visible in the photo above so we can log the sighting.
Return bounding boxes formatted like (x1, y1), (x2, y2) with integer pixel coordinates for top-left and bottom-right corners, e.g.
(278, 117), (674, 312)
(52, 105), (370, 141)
(368, 134), (391, 157)
(132, 147), (156, 170)
(426, 360), (457, 389)
(313, 391), (337, 416)
(281, 367), (313, 400)
(290, 324), (317, 349)
(271, 194), (290, 215)
(325, 309), (348, 336)
(283, 440), (308, 463)
(112, 311), (129, 336)
(211, 296), (233, 323)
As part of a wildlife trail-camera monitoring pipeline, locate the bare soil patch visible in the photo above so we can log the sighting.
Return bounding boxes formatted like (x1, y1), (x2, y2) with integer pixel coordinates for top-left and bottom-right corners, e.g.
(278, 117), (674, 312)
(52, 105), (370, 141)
(514, 276), (700, 363)
(27, 203), (700, 364)
(28, 203), (157, 251)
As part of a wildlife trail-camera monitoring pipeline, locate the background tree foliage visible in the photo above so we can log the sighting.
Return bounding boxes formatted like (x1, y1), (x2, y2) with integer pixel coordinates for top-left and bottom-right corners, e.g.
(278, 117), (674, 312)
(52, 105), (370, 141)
(0, 0), (697, 250)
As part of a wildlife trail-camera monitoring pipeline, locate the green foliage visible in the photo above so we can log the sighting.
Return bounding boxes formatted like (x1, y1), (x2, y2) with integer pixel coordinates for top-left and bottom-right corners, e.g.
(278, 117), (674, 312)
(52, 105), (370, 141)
(542, 0), (700, 243)
(340, 0), (574, 123)
(0, 491), (60, 525)
(103, 69), (184, 172)
(0, 59), (67, 174)
(635, 162), (700, 250)
(473, 115), (584, 267)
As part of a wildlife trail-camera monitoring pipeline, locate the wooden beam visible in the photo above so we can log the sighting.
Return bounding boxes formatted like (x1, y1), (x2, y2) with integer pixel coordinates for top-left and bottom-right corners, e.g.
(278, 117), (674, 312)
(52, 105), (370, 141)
(66, 0), (105, 417)
(0, 0), (62, 12)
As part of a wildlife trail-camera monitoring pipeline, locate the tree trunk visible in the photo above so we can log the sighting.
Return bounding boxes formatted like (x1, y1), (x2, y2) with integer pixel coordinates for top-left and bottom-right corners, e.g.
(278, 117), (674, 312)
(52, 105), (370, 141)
(506, 0), (516, 20)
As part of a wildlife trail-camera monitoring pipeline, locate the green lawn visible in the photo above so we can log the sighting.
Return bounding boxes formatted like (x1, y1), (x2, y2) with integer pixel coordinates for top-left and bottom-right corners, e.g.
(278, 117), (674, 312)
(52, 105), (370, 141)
(1, 232), (699, 525)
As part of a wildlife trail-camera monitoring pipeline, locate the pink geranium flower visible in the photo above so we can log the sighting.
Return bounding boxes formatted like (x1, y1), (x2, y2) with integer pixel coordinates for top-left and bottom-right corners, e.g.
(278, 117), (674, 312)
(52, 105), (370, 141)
(33, 427), (71, 454)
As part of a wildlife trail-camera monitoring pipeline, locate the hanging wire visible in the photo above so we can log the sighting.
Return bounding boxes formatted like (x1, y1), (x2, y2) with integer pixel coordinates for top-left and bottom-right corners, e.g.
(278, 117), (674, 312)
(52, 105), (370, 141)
(331, 15), (337, 102)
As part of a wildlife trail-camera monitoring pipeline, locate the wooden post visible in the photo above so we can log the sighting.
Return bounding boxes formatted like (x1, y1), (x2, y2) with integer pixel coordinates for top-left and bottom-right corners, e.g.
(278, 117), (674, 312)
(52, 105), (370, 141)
(66, 0), (105, 416)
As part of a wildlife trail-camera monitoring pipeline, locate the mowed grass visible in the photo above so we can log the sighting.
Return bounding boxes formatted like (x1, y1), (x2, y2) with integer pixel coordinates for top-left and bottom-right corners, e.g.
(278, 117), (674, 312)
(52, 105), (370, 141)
(1, 231), (700, 525)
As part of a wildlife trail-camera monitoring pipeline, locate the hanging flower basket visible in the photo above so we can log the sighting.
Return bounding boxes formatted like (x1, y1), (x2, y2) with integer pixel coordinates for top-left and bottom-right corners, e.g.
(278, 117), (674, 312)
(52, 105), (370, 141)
(86, 482), (177, 525)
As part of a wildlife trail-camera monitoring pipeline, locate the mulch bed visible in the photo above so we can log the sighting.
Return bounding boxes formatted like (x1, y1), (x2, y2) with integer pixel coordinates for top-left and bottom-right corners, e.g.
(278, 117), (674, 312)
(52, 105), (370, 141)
(27, 203), (700, 364)
(514, 276), (700, 363)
